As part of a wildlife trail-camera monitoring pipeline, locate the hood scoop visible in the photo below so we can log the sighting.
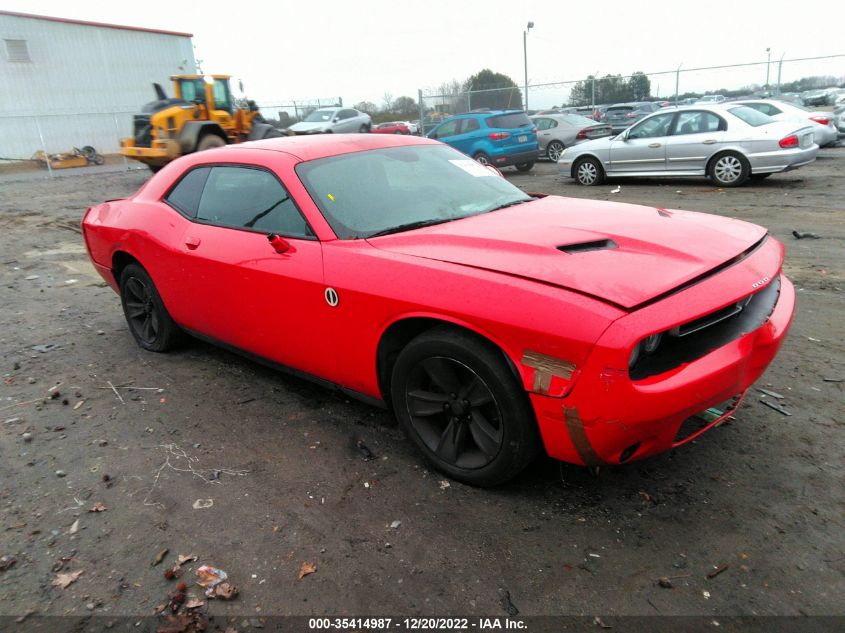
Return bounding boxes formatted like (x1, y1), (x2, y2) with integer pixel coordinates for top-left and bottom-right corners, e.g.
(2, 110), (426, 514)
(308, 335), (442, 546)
(557, 239), (618, 254)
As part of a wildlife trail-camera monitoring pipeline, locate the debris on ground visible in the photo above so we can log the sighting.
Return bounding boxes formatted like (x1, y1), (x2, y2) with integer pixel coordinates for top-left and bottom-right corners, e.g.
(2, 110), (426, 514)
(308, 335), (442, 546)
(610, 186), (621, 194)
(52, 569), (83, 589)
(757, 388), (785, 399)
(439, 480), (451, 490)
(593, 616), (612, 629)
(792, 230), (821, 239)
(658, 576), (673, 588)
(500, 589), (519, 616)
(31, 344), (59, 353)
(759, 399), (792, 416)
(184, 598), (205, 609)
(192, 499), (213, 510)
(390, 520), (402, 529)
(157, 612), (208, 633)
(153, 548), (170, 567)
(356, 438), (374, 461)
(207, 582), (238, 599)
(298, 561), (317, 580)
(89, 502), (107, 512)
(0, 555), (17, 571)
(707, 563), (729, 579)
(68, 519), (80, 534)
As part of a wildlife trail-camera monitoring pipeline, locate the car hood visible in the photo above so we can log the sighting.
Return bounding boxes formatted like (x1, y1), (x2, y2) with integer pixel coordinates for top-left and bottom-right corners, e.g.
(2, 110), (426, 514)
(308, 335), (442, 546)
(289, 121), (329, 132)
(368, 197), (767, 310)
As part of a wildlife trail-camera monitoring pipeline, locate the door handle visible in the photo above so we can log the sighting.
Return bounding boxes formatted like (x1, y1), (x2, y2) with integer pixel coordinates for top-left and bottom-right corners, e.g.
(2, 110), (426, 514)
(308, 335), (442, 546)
(648, 142), (662, 148)
(702, 139), (717, 144)
(185, 236), (201, 249)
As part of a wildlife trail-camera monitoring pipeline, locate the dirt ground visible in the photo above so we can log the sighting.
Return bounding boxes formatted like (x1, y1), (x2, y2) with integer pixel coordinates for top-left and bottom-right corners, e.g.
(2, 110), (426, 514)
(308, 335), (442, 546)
(1, 148), (843, 629)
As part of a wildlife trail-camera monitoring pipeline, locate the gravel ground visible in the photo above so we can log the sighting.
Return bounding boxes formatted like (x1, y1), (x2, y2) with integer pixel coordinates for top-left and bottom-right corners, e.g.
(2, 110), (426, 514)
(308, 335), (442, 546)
(0, 149), (843, 629)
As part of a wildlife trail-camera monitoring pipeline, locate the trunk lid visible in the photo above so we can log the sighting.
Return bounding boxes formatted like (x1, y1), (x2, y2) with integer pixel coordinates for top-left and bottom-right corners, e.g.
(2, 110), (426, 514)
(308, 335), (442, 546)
(368, 196), (767, 310)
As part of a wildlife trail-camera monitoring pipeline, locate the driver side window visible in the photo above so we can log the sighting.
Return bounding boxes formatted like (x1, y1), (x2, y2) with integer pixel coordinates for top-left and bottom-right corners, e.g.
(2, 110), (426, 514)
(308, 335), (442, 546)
(433, 120), (459, 139)
(628, 113), (674, 139)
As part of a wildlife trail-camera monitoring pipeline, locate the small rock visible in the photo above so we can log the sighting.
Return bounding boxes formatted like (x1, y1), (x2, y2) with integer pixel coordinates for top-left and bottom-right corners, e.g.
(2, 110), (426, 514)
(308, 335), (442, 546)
(22, 432), (33, 442)
(96, 330), (105, 335)
(27, 377), (36, 384)
(86, 602), (95, 611)
(55, 470), (66, 478)
(13, 361), (21, 370)
(658, 577), (673, 588)
(97, 439), (108, 447)
(390, 520), (401, 529)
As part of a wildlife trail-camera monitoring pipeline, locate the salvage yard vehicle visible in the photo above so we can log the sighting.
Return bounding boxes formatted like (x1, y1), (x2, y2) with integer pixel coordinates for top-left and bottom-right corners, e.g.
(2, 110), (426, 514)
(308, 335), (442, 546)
(530, 113), (612, 162)
(372, 121), (411, 135)
(603, 102), (662, 133)
(559, 104), (818, 187)
(287, 107), (371, 135)
(426, 110), (539, 171)
(733, 99), (839, 147)
(82, 134), (795, 486)
(120, 75), (283, 172)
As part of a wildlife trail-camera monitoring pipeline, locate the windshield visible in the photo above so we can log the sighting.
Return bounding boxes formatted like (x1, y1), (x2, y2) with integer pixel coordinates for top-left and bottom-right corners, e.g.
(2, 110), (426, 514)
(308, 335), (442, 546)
(561, 114), (598, 127)
(296, 145), (532, 239)
(728, 106), (774, 127)
(304, 109), (337, 123)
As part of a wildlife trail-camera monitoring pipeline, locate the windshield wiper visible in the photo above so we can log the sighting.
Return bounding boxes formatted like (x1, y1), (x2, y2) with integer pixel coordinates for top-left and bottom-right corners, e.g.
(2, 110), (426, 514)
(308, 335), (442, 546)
(482, 198), (533, 214)
(367, 218), (453, 238)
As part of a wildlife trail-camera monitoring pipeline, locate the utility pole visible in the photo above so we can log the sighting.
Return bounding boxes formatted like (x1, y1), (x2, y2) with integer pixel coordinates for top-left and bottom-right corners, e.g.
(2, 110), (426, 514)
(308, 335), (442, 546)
(765, 47), (771, 92)
(523, 21), (533, 111)
(776, 52), (786, 95)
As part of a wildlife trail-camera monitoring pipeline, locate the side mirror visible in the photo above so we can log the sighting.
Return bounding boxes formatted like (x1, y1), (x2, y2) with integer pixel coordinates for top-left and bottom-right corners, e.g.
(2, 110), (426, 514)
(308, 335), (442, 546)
(268, 233), (290, 254)
(332, 117), (339, 123)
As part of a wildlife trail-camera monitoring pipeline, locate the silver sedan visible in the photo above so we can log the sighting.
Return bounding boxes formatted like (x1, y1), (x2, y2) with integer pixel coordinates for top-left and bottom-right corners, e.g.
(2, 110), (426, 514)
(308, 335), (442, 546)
(558, 104), (818, 187)
(530, 114), (612, 161)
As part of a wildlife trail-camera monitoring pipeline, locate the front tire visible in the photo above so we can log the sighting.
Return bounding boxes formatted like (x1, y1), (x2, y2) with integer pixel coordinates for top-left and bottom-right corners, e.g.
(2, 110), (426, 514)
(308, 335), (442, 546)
(390, 328), (540, 487)
(573, 156), (604, 186)
(196, 134), (225, 152)
(515, 162), (534, 172)
(546, 140), (565, 162)
(119, 264), (180, 352)
(708, 151), (750, 187)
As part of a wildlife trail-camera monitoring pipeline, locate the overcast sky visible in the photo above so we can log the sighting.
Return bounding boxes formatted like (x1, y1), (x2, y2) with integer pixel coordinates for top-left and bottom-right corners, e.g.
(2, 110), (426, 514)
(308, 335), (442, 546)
(5, 0), (844, 108)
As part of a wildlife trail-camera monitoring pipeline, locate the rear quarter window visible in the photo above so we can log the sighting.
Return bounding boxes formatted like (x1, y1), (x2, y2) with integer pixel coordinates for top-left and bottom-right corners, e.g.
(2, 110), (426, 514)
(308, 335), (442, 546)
(485, 113), (532, 129)
(728, 106), (775, 127)
(165, 167), (211, 217)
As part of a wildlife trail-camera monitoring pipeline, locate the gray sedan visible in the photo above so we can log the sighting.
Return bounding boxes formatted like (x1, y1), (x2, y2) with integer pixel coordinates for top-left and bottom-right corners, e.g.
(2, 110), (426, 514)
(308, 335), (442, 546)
(530, 114), (612, 161)
(558, 104), (818, 187)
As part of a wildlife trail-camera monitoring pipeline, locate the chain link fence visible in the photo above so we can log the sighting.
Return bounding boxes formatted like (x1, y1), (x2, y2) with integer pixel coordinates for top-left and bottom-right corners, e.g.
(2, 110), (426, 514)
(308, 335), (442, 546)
(417, 54), (845, 135)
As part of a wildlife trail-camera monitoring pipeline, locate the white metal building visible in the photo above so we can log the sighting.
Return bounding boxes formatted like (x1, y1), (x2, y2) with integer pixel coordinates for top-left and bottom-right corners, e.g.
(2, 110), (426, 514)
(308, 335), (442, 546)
(0, 10), (196, 159)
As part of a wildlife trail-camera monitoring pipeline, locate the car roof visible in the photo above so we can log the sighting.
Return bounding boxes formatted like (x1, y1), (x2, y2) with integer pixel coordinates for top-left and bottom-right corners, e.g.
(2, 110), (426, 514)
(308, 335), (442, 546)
(227, 132), (439, 162)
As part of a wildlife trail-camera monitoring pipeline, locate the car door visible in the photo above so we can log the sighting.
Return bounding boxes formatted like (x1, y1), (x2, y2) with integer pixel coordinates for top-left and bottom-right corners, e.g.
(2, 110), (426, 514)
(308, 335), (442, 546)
(608, 112), (675, 173)
(664, 110), (727, 173)
(427, 119), (460, 147)
(162, 164), (333, 377)
(448, 118), (481, 155)
(533, 117), (556, 153)
(341, 109), (361, 132)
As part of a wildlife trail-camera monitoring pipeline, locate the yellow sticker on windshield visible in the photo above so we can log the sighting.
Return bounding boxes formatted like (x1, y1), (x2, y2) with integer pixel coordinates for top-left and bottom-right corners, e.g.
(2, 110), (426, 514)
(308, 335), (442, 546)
(327, 193), (335, 202)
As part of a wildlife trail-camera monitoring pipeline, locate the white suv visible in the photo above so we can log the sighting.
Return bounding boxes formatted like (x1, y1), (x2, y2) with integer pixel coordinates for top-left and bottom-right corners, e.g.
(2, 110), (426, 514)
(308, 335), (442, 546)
(288, 107), (371, 134)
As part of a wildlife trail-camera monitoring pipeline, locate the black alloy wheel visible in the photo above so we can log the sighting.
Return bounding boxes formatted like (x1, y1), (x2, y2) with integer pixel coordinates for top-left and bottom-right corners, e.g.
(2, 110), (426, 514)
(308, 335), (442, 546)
(119, 263), (180, 352)
(390, 328), (539, 486)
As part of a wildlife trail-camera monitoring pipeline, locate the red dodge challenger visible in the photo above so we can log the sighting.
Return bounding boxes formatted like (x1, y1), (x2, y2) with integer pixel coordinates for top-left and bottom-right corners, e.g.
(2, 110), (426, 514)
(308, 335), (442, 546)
(82, 134), (794, 486)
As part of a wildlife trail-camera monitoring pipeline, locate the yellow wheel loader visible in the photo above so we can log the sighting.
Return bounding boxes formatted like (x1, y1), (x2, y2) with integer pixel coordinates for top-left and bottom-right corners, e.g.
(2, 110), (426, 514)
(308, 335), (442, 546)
(120, 75), (285, 172)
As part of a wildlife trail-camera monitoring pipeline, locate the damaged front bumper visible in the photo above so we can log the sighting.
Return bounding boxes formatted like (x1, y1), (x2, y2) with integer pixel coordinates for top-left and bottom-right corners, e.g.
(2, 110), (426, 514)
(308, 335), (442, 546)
(528, 239), (796, 466)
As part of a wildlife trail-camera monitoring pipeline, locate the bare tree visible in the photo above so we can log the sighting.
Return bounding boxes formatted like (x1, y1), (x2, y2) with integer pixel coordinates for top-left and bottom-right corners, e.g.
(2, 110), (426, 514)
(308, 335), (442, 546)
(382, 92), (395, 113)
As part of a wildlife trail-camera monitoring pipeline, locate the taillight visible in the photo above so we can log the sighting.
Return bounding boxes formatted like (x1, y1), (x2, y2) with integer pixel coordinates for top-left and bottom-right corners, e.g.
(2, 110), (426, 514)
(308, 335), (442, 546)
(489, 131), (510, 140)
(810, 116), (831, 125)
(575, 129), (588, 140)
(779, 134), (799, 148)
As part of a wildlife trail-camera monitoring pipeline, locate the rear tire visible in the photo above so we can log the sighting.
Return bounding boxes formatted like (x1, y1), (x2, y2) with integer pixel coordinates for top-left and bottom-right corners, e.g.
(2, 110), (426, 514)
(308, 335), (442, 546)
(390, 327), (540, 487)
(196, 134), (225, 152)
(515, 162), (534, 172)
(359, 124), (370, 133)
(473, 152), (491, 166)
(708, 151), (750, 187)
(546, 140), (565, 162)
(119, 264), (180, 352)
(147, 164), (163, 174)
(573, 156), (604, 186)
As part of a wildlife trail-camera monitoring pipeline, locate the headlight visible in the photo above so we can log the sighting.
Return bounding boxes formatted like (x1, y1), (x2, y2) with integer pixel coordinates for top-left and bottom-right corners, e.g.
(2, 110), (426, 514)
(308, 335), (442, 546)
(642, 333), (662, 354)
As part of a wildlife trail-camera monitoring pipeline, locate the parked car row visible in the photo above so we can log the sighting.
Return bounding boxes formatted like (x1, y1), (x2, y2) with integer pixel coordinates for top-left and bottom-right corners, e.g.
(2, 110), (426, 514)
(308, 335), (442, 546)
(557, 103), (818, 187)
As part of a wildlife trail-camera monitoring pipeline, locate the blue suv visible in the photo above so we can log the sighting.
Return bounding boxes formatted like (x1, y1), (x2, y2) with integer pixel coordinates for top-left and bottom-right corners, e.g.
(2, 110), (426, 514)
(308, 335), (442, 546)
(426, 110), (539, 171)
